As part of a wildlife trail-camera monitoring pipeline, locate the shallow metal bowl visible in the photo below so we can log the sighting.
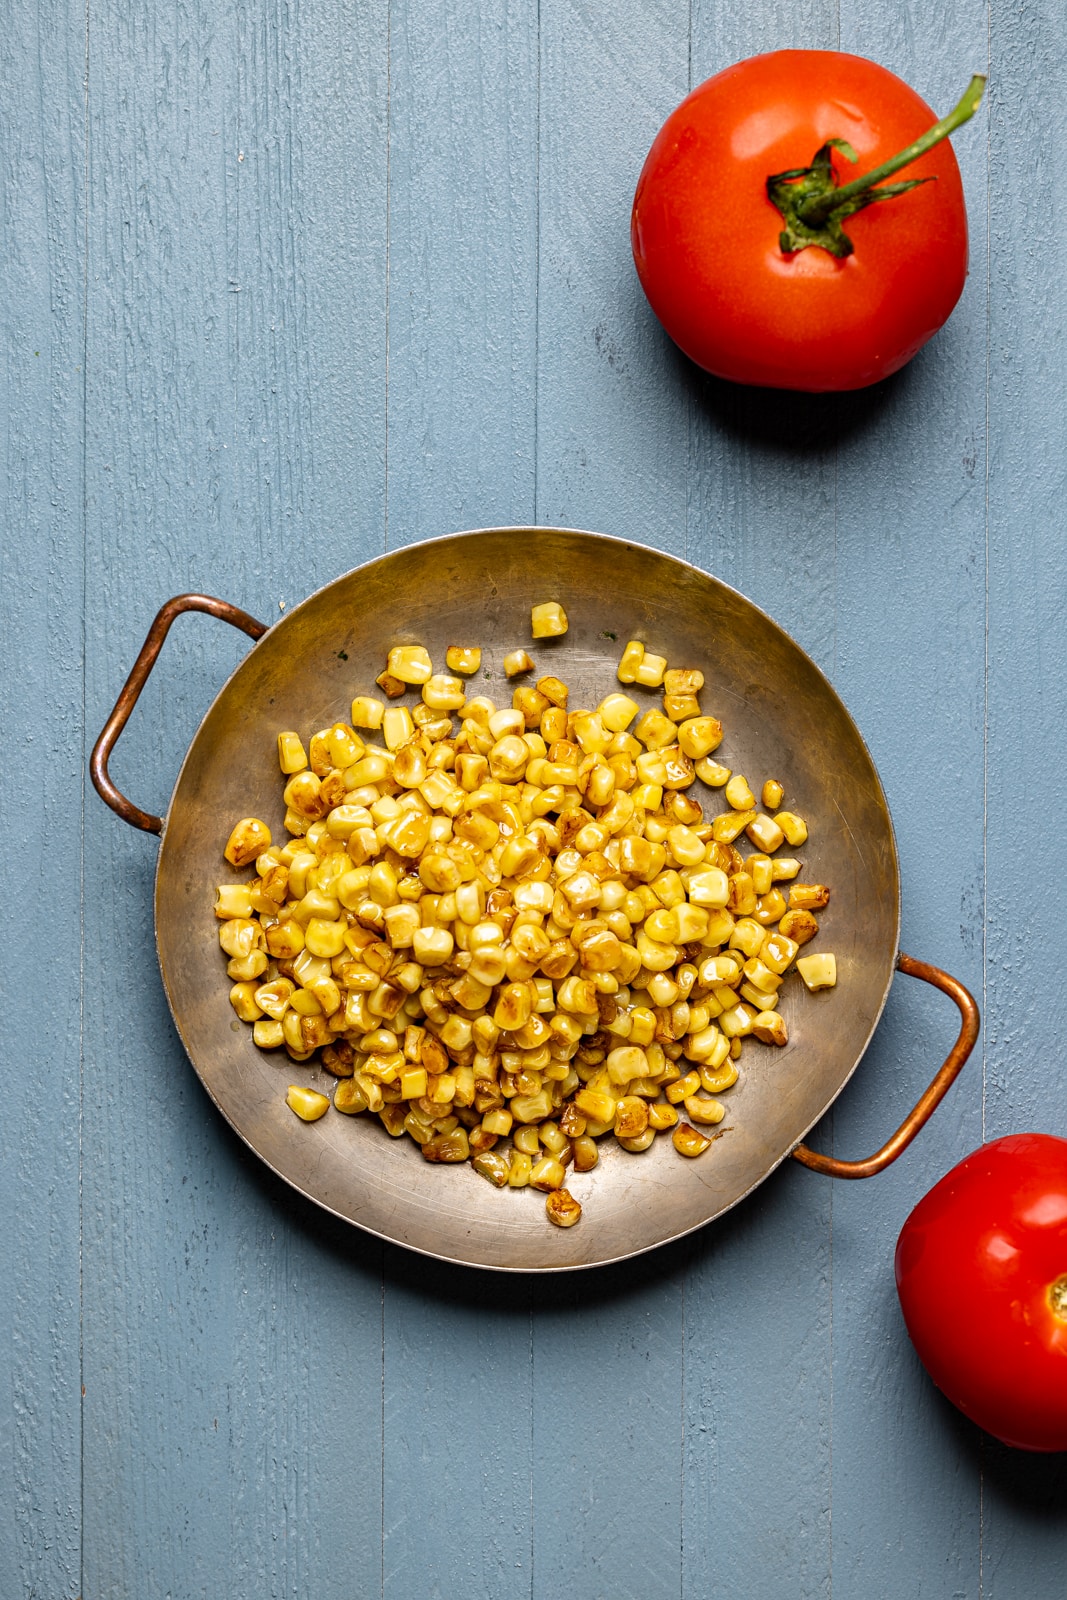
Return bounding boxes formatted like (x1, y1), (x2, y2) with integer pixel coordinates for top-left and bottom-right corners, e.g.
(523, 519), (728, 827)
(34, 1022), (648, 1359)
(92, 528), (977, 1271)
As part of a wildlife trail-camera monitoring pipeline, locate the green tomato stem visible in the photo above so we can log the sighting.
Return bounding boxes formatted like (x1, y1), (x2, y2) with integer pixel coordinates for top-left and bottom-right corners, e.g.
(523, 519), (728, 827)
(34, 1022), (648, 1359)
(798, 74), (987, 228)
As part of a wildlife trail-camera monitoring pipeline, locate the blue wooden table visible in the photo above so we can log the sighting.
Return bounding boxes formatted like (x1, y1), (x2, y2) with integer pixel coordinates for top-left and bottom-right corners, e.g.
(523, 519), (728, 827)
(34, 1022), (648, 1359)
(5, 0), (1066, 1594)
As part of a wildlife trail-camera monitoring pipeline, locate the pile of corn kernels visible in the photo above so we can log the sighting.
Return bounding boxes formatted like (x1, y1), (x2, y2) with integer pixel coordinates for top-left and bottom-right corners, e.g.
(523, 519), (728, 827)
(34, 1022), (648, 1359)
(215, 601), (836, 1227)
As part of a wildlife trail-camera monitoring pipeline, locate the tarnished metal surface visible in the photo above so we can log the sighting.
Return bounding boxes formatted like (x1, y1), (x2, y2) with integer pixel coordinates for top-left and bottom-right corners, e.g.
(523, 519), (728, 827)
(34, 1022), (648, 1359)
(131, 526), (917, 1269)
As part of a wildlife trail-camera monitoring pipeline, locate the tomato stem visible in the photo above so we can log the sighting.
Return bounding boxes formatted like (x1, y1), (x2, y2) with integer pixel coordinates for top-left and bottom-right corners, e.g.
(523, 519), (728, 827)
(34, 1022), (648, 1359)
(767, 74), (986, 259)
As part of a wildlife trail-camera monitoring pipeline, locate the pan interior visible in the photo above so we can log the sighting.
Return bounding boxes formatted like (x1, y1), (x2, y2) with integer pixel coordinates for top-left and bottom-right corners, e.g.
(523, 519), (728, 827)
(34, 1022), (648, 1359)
(156, 529), (900, 1271)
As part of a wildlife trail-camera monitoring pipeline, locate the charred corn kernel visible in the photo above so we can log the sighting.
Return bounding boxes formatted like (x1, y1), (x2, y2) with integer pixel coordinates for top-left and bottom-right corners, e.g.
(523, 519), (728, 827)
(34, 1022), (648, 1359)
(796, 953), (837, 991)
(696, 758), (731, 787)
(712, 809), (756, 844)
(616, 640), (645, 683)
(277, 731), (307, 774)
(536, 675), (568, 709)
(531, 601), (568, 639)
(216, 884), (253, 919)
(264, 918), (305, 958)
(752, 1009), (789, 1045)
(774, 811), (808, 847)
(723, 773), (755, 811)
(225, 817), (272, 867)
(678, 717), (723, 759)
(789, 882), (830, 910)
(746, 812), (786, 853)
(614, 1096), (649, 1139)
(634, 651), (667, 687)
(646, 1100), (677, 1131)
(472, 1151), (511, 1187)
(673, 1122), (712, 1158)
(779, 909), (819, 945)
(387, 644), (433, 684)
(334, 1078), (369, 1115)
(422, 673), (465, 711)
(350, 695), (385, 730)
(422, 1129), (471, 1162)
(504, 649), (535, 677)
(684, 1094), (726, 1126)
(545, 1188), (581, 1226)
(445, 645), (481, 675)
(286, 1085), (330, 1122)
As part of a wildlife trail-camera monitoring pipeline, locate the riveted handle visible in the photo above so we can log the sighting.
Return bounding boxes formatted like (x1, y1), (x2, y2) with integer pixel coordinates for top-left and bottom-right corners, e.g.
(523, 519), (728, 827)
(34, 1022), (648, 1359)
(90, 594), (268, 835)
(792, 953), (980, 1179)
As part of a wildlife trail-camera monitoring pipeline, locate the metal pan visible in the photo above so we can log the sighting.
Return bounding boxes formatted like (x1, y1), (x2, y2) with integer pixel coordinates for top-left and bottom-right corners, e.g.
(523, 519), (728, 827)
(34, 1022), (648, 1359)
(91, 528), (979, 1271)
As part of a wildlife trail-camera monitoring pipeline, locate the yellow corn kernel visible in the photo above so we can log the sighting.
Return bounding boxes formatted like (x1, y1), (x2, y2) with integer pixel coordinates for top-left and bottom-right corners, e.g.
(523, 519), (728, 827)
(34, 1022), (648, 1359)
(277, 731), (307, 774)
(350, 695), (385, 730)
(252, 1018), (284, 1049)
(617, 1126), (656, 1152)
(304, 918), (349, 958)
(683, 1094), (725, 1126)
(678, 717), (723, 759)
(746, 813), (786, 853)
(334, 1079), (370, 1115)
(445, 645), (481, 675)
(634, 651), (667, 688)
(412, 926), (454, 965)
(633, 709), (677, 751)
(381, 706), (415, 750)
(264, 918), (306, 959)
(504, 648), (536, 677)
(614, 1096), (650, 1139)
(506, 1149), (532, 1188)
(686, 866), (729, 908)
(723, 774), (755, 811)
(536, 675), (568, 709)
(752, 1010), (789, 1045)
(761, 778), (784, 809)
(597, 692), (639, 732)
(571, 1134), (599, 1171)
(215, 884), (253, 919)
(789, 882), (830, 910)
(761, 930), (800, 974)
(422, 673), (465, 711)
(471, 1151), (510, 1187)
(527, 1154), (564, 1191)
(673, 1122), (712, 1158)
(719, 1002), (756, 1039)
(712, 809), (756, 844)
(695, 758), (731, 787)
(531, 601), (568, 639)
(574, 1087), (617, 1123)
(796, 953), (837, 991)
(666, 1070), (700, 1104)
(664, 692), (701, 722)
(224, 817), (272, 868)
(387, 644), (433, 684)
(774, 811), (808, 847)
(229, 981), (263, 1022)
(699, 1054), (737, 1092)
(286, 1085), (330, 1122)
(616, 640), (645, 683)
(422, 1129), (471, 1163)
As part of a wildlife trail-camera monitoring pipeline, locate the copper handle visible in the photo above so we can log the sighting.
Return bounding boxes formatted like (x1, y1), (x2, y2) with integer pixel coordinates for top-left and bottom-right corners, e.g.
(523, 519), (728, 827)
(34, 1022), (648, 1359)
(90, 593), (268, 835)
(791, 952), (980, 1179)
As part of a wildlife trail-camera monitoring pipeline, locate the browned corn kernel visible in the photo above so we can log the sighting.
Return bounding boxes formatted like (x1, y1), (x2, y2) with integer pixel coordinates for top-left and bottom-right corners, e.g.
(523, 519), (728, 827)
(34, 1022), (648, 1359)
(545, 1188), (582, 1227)
(421, 1129), (471, 1162)
(224, 817), (272, 867)
(375, 669), (406, 699)
(788, 883), (831, 910)
(672, 1121), (712, 1158)
(537, 675), (569, 708)
(778, 909), (819, 945)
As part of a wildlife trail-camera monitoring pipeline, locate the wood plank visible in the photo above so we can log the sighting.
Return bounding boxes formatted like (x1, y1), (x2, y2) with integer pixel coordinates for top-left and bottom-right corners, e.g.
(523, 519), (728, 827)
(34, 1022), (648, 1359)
(380, 1), (538, 1591)
(80, 0), (389, 1593)
(681, 5), (838, 1594)
(0, 4), (85, 1595)
(532, 3), (689, 1592)
(984, 0), (1067, 1585)
(827, 9), (988, 1596)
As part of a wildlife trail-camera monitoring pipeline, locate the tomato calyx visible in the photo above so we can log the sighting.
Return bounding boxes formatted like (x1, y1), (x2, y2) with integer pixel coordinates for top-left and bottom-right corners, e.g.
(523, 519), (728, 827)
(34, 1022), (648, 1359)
(1049, 1275), (1067, 1321)
(767, 73), (986, 259)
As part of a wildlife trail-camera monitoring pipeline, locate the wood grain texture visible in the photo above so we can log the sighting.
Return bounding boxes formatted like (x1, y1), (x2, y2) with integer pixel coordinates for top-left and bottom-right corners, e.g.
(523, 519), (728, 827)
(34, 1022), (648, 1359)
(1, 4), (85, 1597)
(7, 0), (1067, 1595)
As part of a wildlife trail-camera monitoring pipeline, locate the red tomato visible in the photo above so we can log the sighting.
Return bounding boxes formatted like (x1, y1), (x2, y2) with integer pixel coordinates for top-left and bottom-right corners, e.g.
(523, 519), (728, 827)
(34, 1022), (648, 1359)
(631, 51), (972, 392)
(895, 1134), (1067, 1452)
